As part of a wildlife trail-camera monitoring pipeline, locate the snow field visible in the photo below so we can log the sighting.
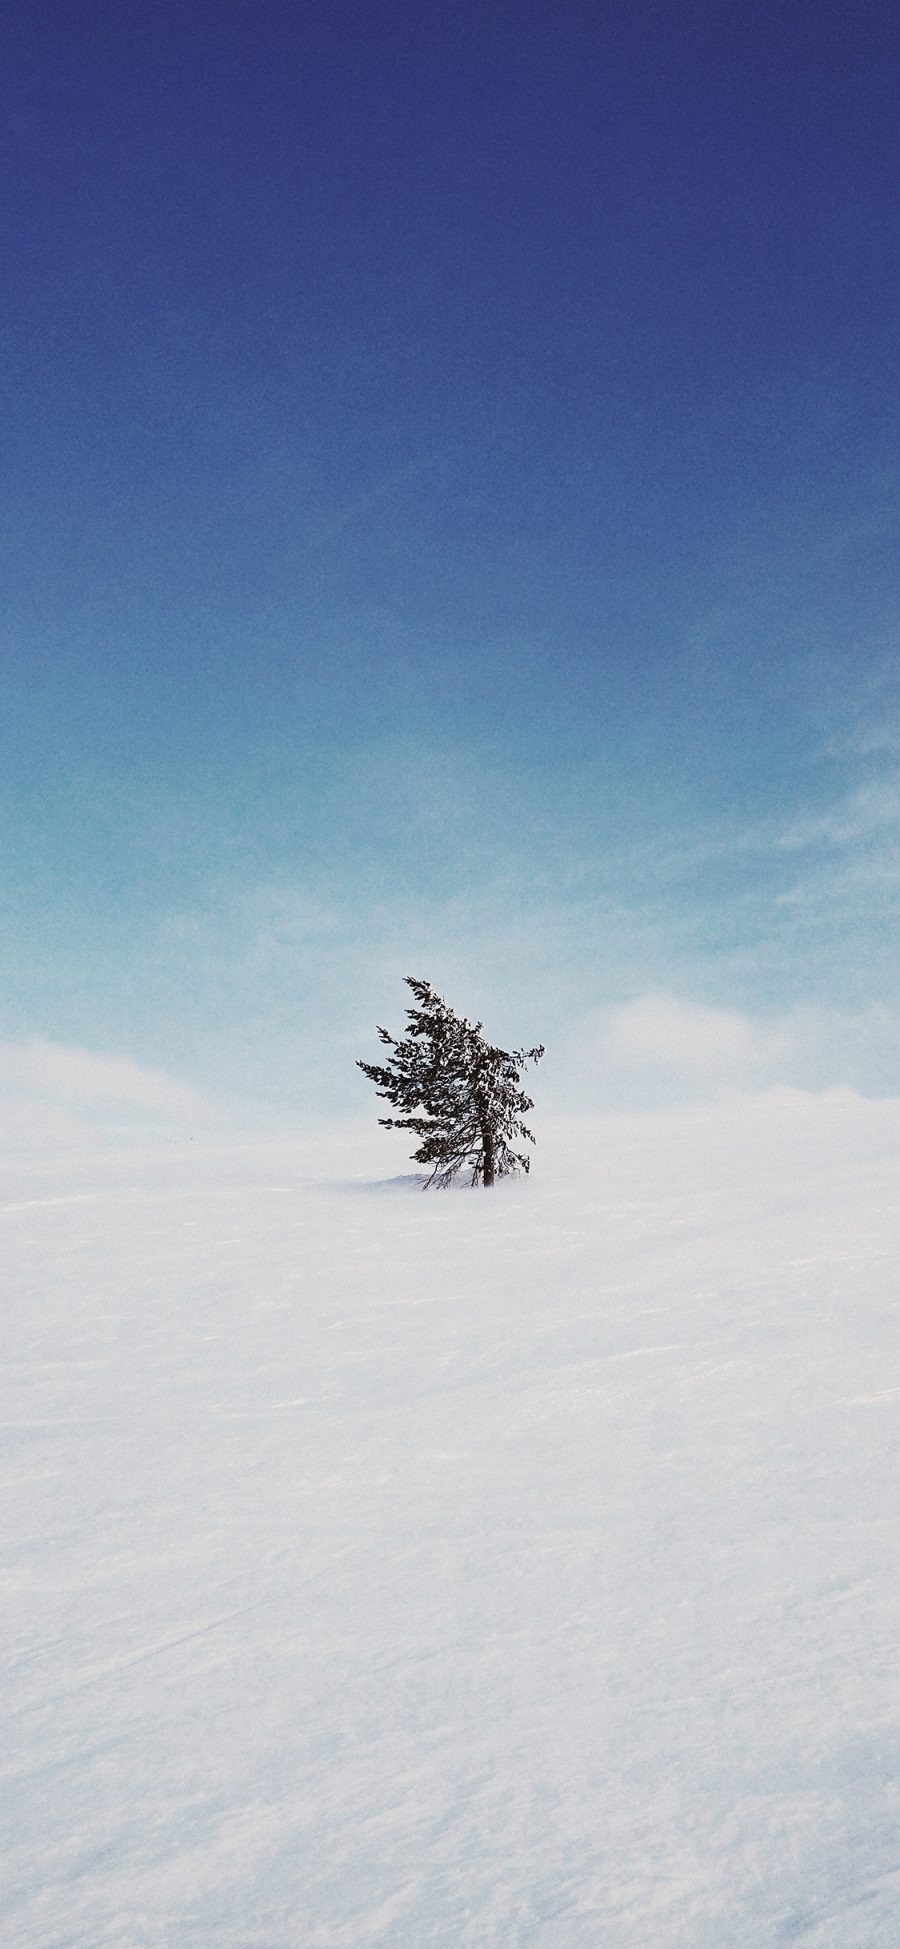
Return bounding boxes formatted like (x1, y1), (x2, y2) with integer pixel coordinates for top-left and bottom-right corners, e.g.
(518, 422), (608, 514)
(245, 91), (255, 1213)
(3, 1095), (900, 1946)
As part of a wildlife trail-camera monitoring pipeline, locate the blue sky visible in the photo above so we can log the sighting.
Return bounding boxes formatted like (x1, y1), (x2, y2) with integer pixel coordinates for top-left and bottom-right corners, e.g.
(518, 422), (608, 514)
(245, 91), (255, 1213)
(3, 1), (900, 1136)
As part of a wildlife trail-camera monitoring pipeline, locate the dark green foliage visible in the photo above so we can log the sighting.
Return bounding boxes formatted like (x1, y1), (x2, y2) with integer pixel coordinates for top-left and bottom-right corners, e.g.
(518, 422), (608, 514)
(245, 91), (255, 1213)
(357, 976), (544, 1187)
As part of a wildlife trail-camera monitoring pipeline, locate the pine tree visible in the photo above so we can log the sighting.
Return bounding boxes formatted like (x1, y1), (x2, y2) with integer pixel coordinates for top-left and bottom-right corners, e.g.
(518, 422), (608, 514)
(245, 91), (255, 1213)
(357, 977), (544, 1187)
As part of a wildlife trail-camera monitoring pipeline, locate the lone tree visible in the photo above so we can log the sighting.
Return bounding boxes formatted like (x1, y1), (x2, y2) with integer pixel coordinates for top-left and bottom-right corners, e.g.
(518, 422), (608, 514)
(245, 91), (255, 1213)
(357, 976), (544, 1187)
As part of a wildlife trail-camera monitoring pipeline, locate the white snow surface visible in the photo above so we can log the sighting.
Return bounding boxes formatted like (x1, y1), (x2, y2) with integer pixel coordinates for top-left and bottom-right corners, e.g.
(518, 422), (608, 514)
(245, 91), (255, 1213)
(4, 1093), (900, 1947)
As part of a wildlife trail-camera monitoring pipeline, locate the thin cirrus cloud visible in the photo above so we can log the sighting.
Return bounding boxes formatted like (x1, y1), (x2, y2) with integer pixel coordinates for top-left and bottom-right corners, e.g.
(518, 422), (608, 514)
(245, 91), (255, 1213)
(777, 776), (900, 851)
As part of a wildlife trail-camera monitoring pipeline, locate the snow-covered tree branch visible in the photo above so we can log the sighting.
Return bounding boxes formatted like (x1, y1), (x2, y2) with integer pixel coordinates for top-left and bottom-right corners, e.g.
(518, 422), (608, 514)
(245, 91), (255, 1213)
(357, 976), (544, 1186)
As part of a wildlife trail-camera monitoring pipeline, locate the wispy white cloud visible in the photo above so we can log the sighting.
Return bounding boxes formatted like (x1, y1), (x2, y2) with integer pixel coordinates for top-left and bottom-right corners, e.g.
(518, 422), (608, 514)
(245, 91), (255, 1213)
(555, 993), (900, 1109)
(0, 1039), (215, 1148)
(823, 715), (900, 760)
(599, 992), (792, 1077)
(775, 844), (900, 919)
(777, 775), (900, 851)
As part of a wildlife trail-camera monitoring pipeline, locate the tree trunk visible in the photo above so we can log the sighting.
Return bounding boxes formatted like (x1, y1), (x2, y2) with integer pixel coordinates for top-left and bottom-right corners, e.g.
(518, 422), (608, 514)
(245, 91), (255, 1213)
(481, 1125), (495, 1187)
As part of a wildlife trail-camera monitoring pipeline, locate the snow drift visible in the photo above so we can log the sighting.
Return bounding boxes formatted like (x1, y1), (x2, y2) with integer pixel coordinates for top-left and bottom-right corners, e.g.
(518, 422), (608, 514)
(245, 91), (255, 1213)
(4, 1092), (900, 1946)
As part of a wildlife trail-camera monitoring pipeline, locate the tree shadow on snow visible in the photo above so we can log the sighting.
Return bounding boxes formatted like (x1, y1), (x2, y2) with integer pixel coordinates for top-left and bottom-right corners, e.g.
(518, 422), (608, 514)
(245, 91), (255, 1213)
(327, 1173), (430, 1194)
(327, 1172), (489, 1193)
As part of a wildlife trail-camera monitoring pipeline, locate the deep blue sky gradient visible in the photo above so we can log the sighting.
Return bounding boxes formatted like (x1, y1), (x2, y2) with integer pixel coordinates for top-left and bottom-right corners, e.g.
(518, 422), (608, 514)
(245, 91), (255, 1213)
(3, 1), (900, 1116)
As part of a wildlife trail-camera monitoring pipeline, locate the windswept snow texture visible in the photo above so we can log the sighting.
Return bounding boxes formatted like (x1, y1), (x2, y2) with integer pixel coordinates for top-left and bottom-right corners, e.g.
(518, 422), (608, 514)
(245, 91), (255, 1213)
(4, 1097), (900, 1947)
